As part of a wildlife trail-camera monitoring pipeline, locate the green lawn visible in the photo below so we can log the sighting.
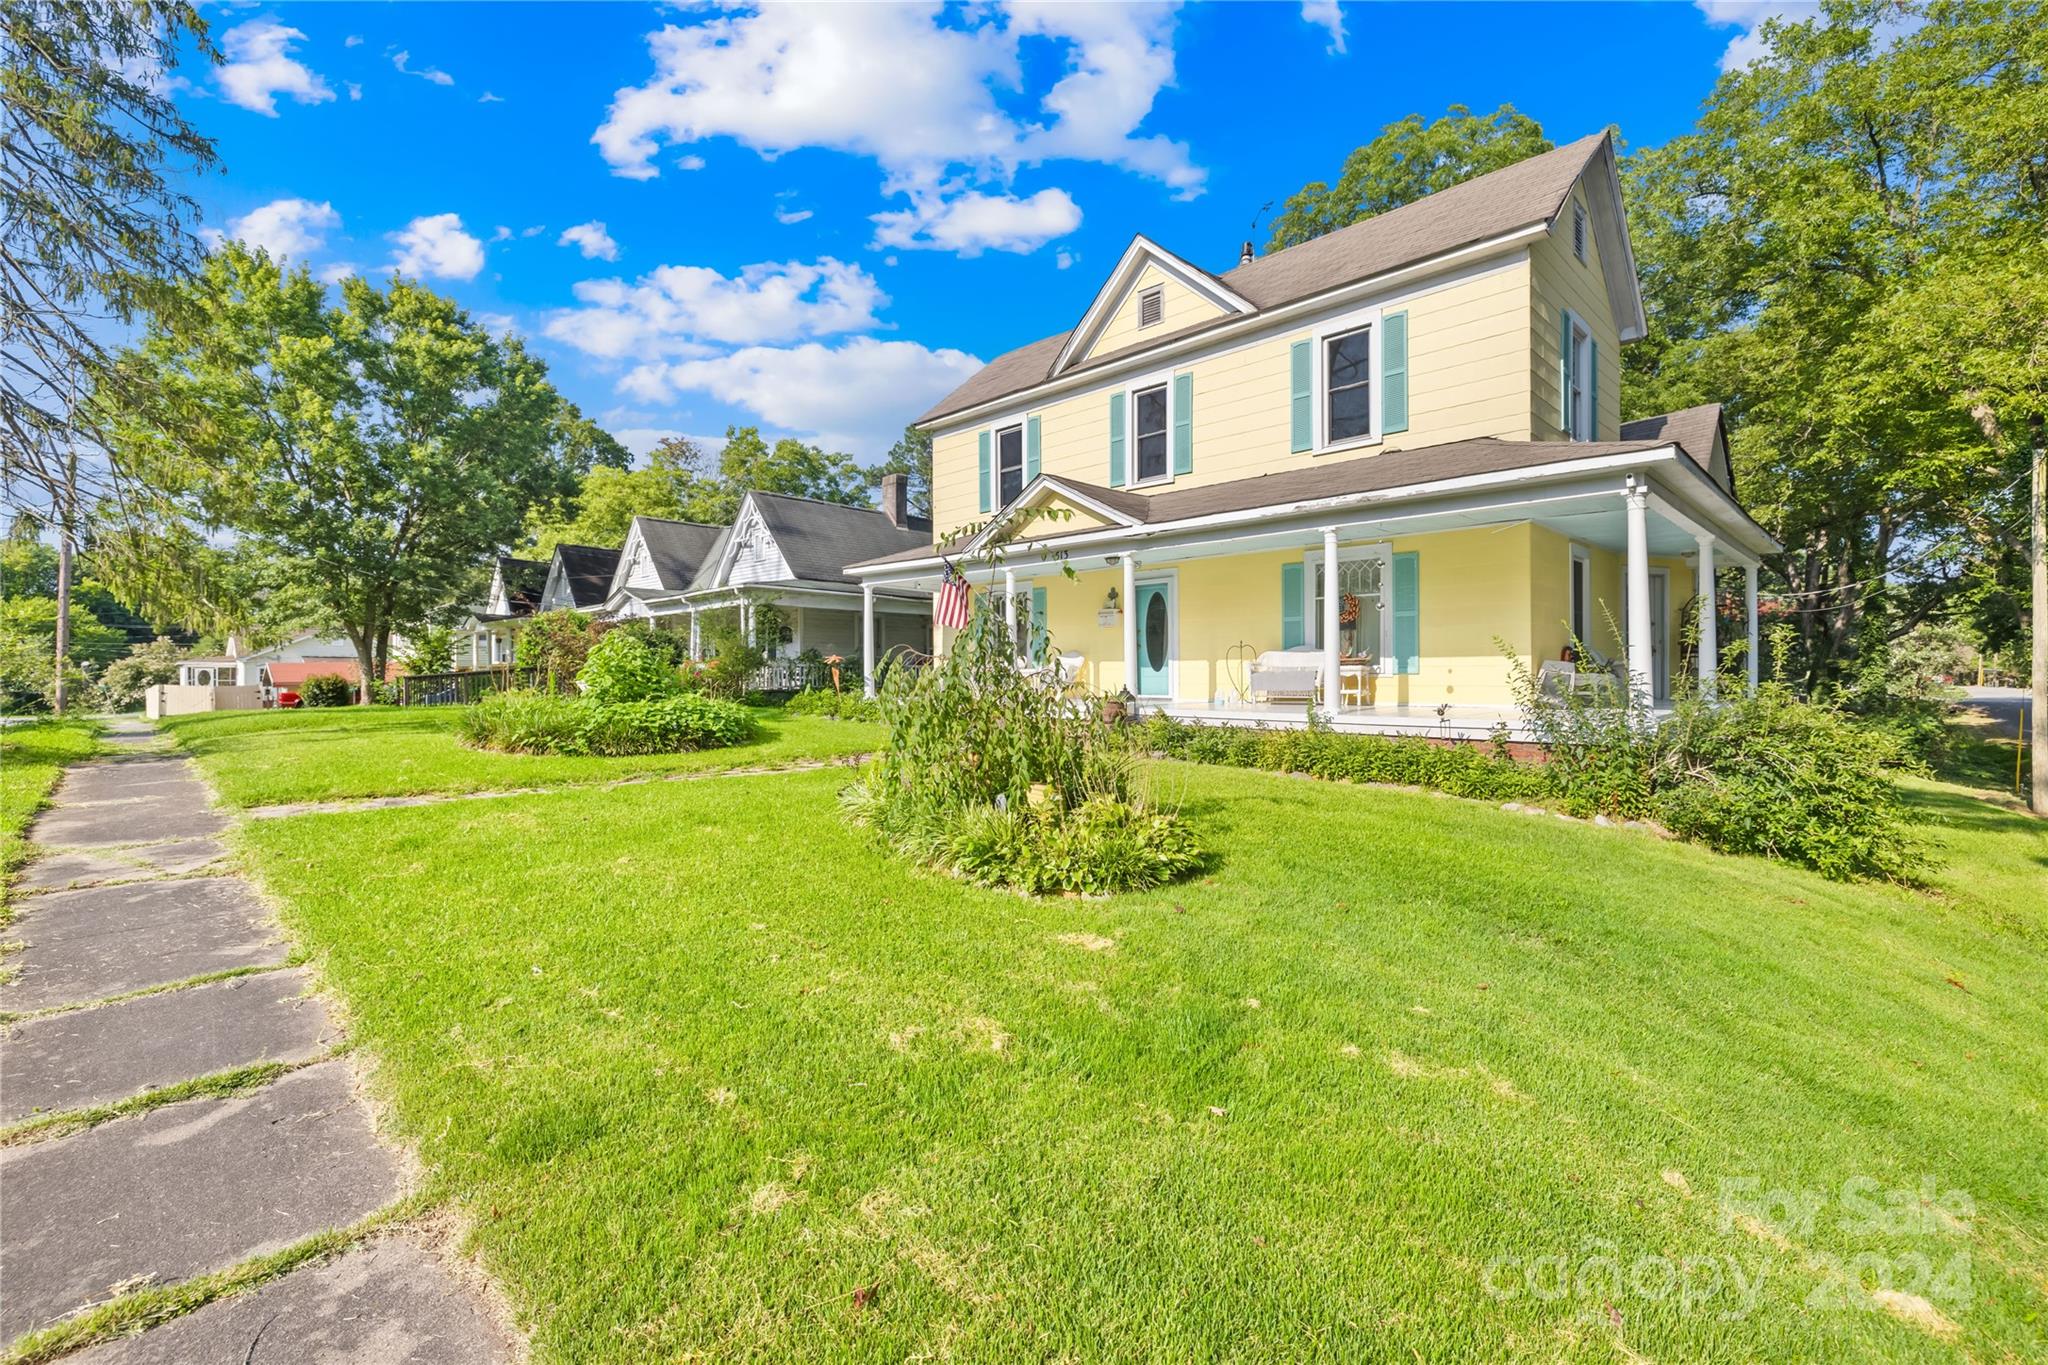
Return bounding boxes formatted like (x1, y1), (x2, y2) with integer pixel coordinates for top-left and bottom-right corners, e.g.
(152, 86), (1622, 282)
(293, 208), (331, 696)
(2, 719), (98, 900)
(161, 705), (885, 808)
(233, 755), (2048, 1362)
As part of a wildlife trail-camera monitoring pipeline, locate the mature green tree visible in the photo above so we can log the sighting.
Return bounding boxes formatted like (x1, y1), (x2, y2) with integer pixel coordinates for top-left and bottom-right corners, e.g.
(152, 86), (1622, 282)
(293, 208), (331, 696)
(706, 425), (870, 518)
(1265, 104), (1553, 251)
(100, 246), (624, 698)
(525, 436), (713, 553)
(1618, 0), (2045, 699)
(867, 422), (933, 518)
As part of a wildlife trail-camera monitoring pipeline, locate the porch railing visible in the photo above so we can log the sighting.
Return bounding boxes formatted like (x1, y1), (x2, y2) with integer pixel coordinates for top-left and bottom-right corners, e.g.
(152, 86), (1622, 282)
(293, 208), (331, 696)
(399, 667), (539, 707)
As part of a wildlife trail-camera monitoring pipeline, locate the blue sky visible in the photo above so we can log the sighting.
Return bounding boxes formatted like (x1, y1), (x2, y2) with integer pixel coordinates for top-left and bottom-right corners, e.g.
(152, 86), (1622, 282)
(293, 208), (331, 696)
(167, 1), (1795, 465)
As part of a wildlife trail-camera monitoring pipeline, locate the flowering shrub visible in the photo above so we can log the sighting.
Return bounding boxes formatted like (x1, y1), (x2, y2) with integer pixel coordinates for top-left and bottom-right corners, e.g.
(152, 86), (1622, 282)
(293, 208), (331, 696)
(841, 592), (1201, 894)
(458, 689), (753, 756)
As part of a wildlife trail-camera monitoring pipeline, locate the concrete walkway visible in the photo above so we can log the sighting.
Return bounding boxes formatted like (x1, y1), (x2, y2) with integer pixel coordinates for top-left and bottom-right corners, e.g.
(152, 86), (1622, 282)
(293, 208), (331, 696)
(1, 717), (516, 1361)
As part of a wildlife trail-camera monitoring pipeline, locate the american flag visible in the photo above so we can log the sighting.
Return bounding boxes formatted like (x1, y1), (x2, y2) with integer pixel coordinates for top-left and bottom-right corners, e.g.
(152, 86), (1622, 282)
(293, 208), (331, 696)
(934, 570), (972, 629)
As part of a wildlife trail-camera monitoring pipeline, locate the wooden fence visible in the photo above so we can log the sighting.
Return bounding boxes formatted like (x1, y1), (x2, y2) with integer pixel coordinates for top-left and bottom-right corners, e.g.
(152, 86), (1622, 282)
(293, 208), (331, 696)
(399, 668), (539, 707)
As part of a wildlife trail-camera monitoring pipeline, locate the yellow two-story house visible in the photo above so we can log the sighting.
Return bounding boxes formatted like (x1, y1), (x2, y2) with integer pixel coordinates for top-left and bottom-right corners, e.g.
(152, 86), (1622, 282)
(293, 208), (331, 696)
(849, 133), (1777, 736)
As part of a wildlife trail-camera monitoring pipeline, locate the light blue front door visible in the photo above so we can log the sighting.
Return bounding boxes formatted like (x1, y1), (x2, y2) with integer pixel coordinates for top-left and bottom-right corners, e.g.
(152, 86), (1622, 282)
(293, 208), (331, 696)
(1135, 581), (1171, 697)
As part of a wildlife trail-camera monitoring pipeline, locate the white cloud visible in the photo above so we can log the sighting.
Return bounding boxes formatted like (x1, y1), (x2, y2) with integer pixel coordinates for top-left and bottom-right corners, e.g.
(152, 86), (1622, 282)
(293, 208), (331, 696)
(1301, 0), (1346, 54)
(611, 427), (686, 459)
(479, 90), (504, 103)
(1055, 249), (1076, 270)
(345, 34), (364, 48)
(520, 225), (547, 238)
(391, 49), (455, 86)
(630, 337), (982, 456)
(1695, 1), (1818, 71)
(871, 186), (1079, 256)
(774, 207), (814, 225)
(675, 154), (707, 171)
(592, 2), (1202, 199)
(388, 213), (485, 280)
(318, 262), (360, 285)
(208, 197), (341, 260)
(558, 220), (621, 262)
(215, 19), (333, 116)
(345, 81), (362, 101)
(544, 257), (887, 358)
(490, 225), (514, 243)
(474, 312), (518, 338)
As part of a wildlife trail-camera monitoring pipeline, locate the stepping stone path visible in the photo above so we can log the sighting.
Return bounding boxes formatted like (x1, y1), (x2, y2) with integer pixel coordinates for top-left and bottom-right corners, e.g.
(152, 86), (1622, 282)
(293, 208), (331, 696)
(1, 717), (516, 1361)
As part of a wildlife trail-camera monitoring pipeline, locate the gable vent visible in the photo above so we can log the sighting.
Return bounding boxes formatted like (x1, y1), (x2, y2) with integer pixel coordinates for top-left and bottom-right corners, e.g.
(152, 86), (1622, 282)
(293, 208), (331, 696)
(1138, 285), (1163, 328)
(1572, 203), (1587, 262)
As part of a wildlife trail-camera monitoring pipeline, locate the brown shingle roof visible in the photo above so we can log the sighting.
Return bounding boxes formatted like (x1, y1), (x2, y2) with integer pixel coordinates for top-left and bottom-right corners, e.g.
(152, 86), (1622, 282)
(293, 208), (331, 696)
(1621, 404), (1725, 480)
(918, 133), (1611, 426)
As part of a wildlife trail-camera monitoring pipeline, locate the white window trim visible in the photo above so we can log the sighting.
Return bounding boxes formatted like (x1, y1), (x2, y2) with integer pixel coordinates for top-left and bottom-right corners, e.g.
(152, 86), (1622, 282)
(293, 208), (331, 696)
(1300, 541), (1396, 674)
(993, 420), (1027, 509)
(1563, 310), (1592, 442)
(1125, 371), (1176, 489)
(1568, 542), (1593, 645)
(1311, 303), (1384, 456)
(1132, 569), (1178, 698)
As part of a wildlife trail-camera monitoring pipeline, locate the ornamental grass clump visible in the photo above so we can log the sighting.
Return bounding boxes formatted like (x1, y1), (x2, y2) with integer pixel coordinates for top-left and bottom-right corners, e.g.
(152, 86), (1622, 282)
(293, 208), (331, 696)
(841, 596), (1202, 895)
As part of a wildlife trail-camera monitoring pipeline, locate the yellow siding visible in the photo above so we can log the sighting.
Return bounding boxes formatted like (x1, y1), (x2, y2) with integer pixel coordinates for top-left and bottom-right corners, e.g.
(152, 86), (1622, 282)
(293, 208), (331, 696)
(1079, 262), (1230, 365)
(1528, 180), (1621, 443)
(931, 258), (1538, 540)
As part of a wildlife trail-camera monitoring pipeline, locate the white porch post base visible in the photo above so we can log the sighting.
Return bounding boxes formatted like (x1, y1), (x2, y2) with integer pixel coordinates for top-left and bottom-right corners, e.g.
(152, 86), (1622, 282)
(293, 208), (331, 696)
(1744, 563), (1760, 692)
(1695, 533), (1718, 700)
(1321, 527), (1341, 713)
(1120, 554), (1138, 697)
(861, 584), (876, 699)
(1625, 482), (1653, 709)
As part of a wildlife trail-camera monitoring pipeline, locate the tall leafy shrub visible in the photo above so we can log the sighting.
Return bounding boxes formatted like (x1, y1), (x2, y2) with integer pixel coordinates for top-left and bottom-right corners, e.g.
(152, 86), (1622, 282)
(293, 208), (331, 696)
(578, 629), (682, 704)
(515, 609), (598, 687)
(842, 596), (1201, 893)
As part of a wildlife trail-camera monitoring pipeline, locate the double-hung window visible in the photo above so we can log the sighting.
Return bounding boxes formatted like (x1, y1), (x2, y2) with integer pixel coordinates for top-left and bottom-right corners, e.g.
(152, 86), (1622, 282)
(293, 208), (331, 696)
(1567, 319), (1591, 441)
(1325, 325), (1373, 445)
(995, 423), (1025, 507)
(1133, 382), (1169, 483)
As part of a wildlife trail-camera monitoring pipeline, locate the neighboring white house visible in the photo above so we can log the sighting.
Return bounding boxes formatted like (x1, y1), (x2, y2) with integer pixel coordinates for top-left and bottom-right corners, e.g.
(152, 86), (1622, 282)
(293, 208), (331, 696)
(159, 631), (398, 715)
(603, 484), (933, 665)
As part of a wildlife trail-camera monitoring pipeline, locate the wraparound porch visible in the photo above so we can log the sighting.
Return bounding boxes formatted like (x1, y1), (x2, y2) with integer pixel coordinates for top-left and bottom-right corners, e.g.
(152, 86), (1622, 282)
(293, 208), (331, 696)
(851, 455), (1772, 734)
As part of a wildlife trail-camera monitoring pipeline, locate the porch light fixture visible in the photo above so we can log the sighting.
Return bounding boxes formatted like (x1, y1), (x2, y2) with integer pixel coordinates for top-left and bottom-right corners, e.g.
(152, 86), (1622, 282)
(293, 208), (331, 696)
(1104, 587), (1120, 613)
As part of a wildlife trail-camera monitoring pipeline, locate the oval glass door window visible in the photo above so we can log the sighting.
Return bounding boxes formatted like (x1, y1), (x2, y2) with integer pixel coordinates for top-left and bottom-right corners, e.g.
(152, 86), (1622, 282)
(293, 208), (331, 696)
(1144, 592), (1167, 668)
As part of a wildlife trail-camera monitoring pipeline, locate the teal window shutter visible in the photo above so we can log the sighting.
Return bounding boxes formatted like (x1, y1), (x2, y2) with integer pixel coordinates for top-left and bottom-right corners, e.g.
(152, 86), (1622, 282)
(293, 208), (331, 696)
(1031, 585), (1048, 663)
(977, 430), (992, 514)
(1289, 340), (1313, 452)
(1587, 339), (1599, 441)
(1025, 414), (1042, 482)
(1558, 309), (1575, 434)
(1392, 551), (1420, 674)
(1108, 391), (1126, 487)
(1381, 310), (1409, 434)
(1280, 561), (1304, 648)
(1172, 372), (1193, 476)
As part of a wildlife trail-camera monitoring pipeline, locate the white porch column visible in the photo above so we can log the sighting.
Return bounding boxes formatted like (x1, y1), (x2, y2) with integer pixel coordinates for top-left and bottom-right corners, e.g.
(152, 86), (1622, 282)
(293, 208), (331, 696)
(1120, 554), (1137, 696)
(1744, 563), (1760, 692)
(1003, 566), (1020, 662)
(1321, 526), (1341, 713)
(861, 583), (877, 699)
(1695, 534), (1718, 699)
(688, 609), (701, 661)
(1625, 481), (1653, 708)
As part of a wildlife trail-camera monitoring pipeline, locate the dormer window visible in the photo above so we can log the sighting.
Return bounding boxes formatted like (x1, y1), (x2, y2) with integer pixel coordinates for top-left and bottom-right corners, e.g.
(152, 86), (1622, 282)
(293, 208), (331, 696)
(1572, 203), (1588, 263)
(1137, 285), (1163, 328)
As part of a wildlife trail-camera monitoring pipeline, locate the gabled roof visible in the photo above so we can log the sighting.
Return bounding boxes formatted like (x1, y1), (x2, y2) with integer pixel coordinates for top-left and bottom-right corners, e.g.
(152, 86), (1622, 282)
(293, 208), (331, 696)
(621, 516), (725, 593)
(1050, 235), (1256, 376)
(1621, 404), (1731, 492)
(493, 556), (547, 615)
(546, 543), (621, 610)
(920, 132), (1635, 426)
(746, 491), (932, 585)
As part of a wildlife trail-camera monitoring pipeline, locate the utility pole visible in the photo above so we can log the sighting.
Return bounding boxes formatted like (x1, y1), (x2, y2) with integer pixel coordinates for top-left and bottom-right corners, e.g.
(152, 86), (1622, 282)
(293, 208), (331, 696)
(2030, 415), (2045, 815)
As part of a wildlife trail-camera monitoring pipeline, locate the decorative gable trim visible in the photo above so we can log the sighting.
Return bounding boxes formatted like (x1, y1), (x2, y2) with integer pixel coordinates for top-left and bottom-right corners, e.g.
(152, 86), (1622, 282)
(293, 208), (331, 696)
(1561, 135), (1648, 343)
(1051, 236), (1255, 377)
(539, 557), (573, 611)
(710, 494), (793, 589)
(958, 475), (1142, 559)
